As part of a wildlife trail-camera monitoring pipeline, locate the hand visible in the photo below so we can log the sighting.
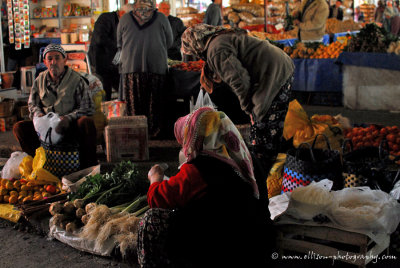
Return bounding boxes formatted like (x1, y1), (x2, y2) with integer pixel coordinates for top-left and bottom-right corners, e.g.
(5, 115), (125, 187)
(148, 164), (165, 184)
(55, 116), (71, 134)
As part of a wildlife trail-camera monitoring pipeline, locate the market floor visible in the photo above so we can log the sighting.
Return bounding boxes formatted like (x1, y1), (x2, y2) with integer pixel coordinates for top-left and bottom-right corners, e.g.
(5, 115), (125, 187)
(0, 105), (399, 267)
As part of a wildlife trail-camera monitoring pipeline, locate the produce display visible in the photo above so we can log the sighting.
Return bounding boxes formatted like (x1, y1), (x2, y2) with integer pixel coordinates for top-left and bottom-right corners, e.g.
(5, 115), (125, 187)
(343, 125), (400, 157)
(325, 18), (362, 34)
(359, 4), (375, 23)
(283, 40), (348, 59)
(345, 23), (390, 53)
(171, 60), (205, 72)
(223, 3), (265, 29)
(248, 28), (298, 41)
(0, 178), (61, 204)
(387, 41), (400, 55)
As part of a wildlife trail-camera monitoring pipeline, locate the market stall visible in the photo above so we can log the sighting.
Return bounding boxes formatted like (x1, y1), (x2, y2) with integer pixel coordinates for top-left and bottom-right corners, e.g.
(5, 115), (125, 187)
(337, 52), (400, 111)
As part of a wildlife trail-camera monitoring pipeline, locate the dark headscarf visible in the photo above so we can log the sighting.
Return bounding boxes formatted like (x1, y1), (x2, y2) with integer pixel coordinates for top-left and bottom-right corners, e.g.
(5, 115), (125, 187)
(132, 0), (156, 26)
(181, 24), (246, 60)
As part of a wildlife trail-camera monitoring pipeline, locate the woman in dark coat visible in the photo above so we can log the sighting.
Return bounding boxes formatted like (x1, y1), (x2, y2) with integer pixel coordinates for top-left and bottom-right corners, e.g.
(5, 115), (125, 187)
(138, 107), (270, 267)
(117, 0), (173, 137)
(181, 24), (294, 174)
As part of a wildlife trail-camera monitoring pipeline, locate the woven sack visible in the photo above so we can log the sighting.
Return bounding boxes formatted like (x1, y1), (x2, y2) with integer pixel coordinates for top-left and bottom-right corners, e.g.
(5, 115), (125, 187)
(342, 139), (389, 188)
(282, 134), (342, 193)
(41, 127), (80, 178)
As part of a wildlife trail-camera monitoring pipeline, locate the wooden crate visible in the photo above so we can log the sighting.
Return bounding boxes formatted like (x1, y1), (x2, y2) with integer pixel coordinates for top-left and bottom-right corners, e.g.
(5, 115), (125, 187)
(276, 224), (390, 268)
(105, 116), (149, 162)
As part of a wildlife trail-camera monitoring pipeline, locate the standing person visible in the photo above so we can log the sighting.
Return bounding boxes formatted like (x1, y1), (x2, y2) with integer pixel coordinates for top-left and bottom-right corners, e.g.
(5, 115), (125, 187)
(329, 0), (344, 20)
(204, 0), (223, 26)
(181, 24), (294, 176)
(13, 44), (97, 169)
(375, 0), (386, 24)
(117, 0), (173, 138)
(292, 0), (329, 42)
(138, 107), (270, 267)
(354, 6), (365, 22)
(158, 1), (187, 61)
(88, 4), (134, 101)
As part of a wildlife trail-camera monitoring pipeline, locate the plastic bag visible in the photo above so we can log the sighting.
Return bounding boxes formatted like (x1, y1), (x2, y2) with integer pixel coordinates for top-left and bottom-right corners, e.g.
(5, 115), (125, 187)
(19, 155), (33, 180)
(33, 112), (63, 144)
(285, 179), (333, 220)
(1, 151), (28, 179)
(28, 147), (61, 187)
(283, 100), (344, 150)
(190, 89), (216, 112)
(328, 187), (400, 234)
(61, 165), (100, 193)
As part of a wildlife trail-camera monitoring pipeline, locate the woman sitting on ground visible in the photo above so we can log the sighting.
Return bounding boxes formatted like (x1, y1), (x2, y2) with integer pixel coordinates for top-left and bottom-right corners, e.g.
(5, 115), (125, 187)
(137, 106), (272, 267)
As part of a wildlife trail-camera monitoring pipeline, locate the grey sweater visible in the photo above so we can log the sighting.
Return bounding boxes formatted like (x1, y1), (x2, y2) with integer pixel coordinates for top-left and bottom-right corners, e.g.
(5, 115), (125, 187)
(117, 11), (173, 75)
(206, 34), (294, 121)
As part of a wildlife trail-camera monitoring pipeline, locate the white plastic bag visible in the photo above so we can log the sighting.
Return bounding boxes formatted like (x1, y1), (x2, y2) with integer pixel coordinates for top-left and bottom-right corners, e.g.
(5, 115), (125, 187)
(1, 151), (28, 179)
(190, 89), (216, 112)
(285, 179), (333, 220)
(33, 112), (63, 144)
(328, 187), (400, 234)
(62, 165), (101, 193)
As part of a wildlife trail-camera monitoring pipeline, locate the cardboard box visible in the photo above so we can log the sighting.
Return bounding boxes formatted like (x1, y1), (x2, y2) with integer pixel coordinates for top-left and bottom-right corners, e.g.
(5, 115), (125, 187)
(105, 116), (149, 162)
(0, 115), (17, 132)
(101, 100), (127, 119)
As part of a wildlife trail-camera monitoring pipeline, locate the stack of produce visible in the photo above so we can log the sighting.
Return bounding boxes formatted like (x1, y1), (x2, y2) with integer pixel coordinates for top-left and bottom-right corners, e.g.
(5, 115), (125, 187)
(359, 4), (376, 23)
(223, 3), (265, 28)
(345, 23), (388, 53)
(343, 125), (400, 156)
(325, 18), (362, 34)
(283, 41), (348, 59)
(171, 60), (205, 72)
(176, 7), (204, 27)
(49, 161), (150, 256)
(387, 41), (400, 55)
(248, 28), (297, 41)
(0, 178), (61, 205)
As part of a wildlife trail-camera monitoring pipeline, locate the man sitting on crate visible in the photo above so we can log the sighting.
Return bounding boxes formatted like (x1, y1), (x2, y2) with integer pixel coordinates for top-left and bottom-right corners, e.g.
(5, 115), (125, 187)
(13, 44), (98, 169)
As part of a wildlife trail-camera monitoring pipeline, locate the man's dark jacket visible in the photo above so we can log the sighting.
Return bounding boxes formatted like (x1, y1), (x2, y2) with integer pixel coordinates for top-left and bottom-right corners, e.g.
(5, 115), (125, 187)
(167, 15), (186, 61)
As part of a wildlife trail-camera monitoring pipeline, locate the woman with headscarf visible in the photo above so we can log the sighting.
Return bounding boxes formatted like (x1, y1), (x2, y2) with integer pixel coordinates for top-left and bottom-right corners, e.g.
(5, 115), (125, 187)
(181, 24), (294, 175)
(117, 0), (173, 138)
(137, 107), (270, 267)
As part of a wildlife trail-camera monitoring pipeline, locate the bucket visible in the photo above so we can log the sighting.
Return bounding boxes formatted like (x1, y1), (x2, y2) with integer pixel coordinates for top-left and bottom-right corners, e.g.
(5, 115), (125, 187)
(1, 72), (15, 89)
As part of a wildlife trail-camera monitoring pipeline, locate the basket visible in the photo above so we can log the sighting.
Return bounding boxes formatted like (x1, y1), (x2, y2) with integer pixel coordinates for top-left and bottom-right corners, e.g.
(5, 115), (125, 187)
(0, 99), (15, 117)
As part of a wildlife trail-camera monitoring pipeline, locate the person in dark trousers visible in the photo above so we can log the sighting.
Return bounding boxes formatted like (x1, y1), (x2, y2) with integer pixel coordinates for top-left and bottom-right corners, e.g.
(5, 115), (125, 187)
(88, 4), (133, 101)
(13, 44), (97, 169)
(204, 0), (223, 26)
(158, 1), (186, 61)
(329, 0), (344, 20)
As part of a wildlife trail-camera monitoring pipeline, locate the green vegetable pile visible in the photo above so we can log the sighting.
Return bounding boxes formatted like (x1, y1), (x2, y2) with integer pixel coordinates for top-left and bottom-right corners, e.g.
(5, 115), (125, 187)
(68, 161), (149, 208)
(345, 23), (398, 53)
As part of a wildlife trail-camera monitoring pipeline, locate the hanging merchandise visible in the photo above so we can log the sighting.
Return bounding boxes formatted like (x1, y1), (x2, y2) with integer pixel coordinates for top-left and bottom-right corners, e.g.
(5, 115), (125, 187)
(7, 0), (30, 50)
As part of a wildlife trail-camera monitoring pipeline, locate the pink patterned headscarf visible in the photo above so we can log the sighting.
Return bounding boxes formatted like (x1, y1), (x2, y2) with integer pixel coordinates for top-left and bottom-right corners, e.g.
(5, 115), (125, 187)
(174, 107), (259, 198)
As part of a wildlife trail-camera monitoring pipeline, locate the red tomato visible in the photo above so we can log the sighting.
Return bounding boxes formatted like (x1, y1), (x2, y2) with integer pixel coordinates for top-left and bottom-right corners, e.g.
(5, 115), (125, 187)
(380, 128), (388, 135)
(372, 130), (379, 137)
(393, 144), (399, 152)
(386, 134), (396, 142)
(363, 142), (372, 147)
(45, 185), (57, 195)
(396, 137), (400, 145)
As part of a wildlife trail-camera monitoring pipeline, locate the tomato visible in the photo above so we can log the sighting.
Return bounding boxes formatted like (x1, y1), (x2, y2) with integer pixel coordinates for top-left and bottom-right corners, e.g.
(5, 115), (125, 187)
(356, 142), (363, 148)
(363, 142), (372, 147)
(45, 185), (57, 195)
(345, 132), (352, 139)
(396, 137), (400, 145)
(386, 134), (396, 142)
(371, 130), (379, 137)
(392, 144), (399, 152)
(380, 128), (388, 135)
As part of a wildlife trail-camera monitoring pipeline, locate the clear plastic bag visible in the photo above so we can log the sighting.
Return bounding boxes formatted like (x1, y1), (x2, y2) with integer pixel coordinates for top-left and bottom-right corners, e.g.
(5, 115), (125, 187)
(285, 179), (333, 220)
(328, 187), (400, 234)
(190, 89), (216, 112)
(1, 151), (28, 179)
(33, 112), (63, 144)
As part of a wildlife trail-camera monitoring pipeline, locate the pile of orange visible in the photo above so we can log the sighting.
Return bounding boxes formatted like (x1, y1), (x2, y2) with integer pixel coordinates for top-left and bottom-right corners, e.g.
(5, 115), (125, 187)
(309, 41), (347, 59)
